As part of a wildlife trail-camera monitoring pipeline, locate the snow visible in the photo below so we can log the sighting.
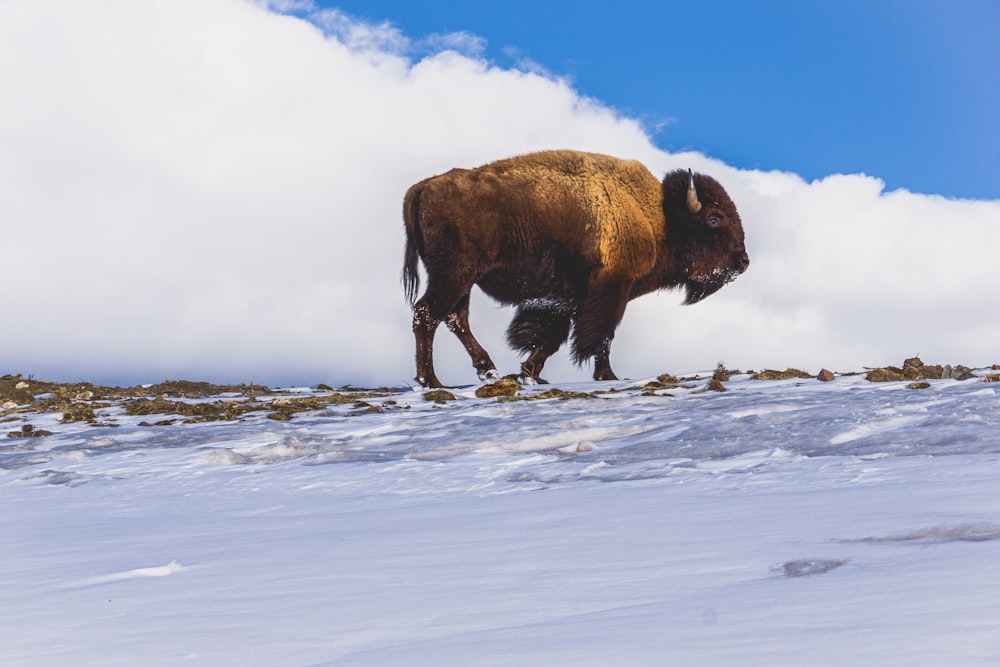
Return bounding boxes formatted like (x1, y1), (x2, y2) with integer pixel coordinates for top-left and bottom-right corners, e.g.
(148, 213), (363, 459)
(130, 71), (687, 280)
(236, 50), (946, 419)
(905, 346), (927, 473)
(3, 370), (1000, 665)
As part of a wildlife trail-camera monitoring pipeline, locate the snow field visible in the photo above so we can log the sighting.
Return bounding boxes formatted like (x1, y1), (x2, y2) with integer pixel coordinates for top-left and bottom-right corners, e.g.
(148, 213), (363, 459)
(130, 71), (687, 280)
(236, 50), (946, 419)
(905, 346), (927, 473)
(2, 371), (999, 665)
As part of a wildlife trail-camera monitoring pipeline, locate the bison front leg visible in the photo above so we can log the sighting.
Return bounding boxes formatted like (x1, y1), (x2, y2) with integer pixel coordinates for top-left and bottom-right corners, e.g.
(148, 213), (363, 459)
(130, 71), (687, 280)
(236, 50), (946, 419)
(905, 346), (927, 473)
(445, 293), (498, 381)
(571, 279), (630, 381)
(592, 339), (618, 381)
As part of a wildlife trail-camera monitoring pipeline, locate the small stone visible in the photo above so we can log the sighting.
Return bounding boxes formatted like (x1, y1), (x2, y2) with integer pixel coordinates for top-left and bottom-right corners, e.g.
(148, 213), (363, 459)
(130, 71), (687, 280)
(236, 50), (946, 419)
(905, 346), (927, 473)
(7, 424), (51, 438)
(75, 390), (94, 401)
(2, 401), (17, 410)
(15, 381), (29, 390)
(907, 382), (931, 390)
(903, 356), (923, 369)
(941, 365), (954, 379)
(817, 369), (835, 382)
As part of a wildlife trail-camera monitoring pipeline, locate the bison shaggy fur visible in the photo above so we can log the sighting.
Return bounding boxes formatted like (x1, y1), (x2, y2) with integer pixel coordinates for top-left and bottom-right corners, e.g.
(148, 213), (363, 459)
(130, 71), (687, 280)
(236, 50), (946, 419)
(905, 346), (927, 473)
(402, 150), (748, 388)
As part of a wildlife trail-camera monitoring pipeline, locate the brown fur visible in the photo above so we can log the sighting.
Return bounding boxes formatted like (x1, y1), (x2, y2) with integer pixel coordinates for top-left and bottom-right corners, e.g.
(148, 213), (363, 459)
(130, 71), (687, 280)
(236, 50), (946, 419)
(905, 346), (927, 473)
(403, 150), (748, 387)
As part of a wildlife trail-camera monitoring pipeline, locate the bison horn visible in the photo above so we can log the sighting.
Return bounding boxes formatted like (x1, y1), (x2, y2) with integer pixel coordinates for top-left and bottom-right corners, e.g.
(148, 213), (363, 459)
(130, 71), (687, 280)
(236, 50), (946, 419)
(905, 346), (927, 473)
(687, 169), (702, 214)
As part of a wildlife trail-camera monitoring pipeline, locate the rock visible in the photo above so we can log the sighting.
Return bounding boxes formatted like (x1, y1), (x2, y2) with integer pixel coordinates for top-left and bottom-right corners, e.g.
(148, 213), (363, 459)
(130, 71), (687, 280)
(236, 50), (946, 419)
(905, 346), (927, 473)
(941, 365), (954, 379)
(7, 424), (52, 438)
(475, 378), (519, 398)
(75, 390), (94, 401)
(903, 356), (923, 369)
(2, 401), (17, 410)
(817, 369), (835, 382)
(707, 379), (727, 392)
(907, 382), (931, 390)
(15, 381), (29, 390)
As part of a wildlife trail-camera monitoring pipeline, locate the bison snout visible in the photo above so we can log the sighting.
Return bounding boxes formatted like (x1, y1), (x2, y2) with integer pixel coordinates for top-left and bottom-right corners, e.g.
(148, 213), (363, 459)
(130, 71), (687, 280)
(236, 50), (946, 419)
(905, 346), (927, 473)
(732, 251), (750, 273)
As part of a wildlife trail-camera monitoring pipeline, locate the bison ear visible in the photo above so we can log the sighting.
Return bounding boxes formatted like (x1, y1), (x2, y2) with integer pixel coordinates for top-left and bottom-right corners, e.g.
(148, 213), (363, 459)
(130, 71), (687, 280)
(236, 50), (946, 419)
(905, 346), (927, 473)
(686, 169), (702, 214)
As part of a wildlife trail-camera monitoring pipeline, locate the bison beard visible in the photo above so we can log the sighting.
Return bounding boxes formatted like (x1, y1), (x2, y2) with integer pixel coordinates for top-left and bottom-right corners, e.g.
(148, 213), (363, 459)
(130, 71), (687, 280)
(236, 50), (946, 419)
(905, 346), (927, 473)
(402, 150), (748, 387)
(684, 269), (741, 305)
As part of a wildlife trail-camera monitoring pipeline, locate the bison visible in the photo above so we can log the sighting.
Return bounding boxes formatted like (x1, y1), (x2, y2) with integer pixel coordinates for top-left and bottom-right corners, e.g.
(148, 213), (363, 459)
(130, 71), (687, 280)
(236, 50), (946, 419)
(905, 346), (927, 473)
(402, 150), (748, 388)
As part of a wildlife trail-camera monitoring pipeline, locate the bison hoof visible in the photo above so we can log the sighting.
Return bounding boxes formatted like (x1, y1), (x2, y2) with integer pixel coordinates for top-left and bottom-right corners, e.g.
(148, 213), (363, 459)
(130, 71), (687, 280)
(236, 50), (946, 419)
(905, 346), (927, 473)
(478, 368), (500, 382)
(416, 375), (444, 389)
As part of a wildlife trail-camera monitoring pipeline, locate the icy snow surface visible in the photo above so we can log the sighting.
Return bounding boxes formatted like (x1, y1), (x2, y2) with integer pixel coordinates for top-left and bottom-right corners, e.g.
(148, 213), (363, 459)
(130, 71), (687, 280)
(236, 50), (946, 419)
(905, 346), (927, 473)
(3, 371), (1000, 665)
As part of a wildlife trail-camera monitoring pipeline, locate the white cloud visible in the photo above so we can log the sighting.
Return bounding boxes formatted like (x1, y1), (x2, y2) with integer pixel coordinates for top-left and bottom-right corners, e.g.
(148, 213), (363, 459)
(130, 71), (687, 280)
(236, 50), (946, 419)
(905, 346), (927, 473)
(308, 7), (410, 55)
(2, 0), (998, 387)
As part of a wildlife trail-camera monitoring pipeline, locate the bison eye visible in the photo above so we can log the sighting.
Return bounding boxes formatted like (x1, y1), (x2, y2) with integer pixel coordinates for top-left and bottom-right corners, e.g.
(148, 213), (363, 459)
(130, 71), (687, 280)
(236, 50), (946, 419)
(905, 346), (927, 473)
(705, 216), (721, 228)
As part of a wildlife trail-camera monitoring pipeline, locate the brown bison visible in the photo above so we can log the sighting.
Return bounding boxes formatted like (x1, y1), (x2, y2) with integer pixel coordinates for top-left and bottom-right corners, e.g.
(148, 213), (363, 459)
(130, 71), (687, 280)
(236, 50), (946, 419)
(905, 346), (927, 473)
(402, 150), (748, 387)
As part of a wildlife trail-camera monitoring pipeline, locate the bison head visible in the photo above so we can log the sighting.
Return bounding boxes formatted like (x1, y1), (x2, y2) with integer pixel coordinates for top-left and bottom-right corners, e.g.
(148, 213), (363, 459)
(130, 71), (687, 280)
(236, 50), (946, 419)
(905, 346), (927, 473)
(663, 169), (749, 304)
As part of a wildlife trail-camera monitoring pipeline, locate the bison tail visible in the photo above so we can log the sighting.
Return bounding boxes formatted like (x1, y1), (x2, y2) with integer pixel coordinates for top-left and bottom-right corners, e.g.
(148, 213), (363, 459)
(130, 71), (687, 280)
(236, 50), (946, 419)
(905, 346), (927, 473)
(401, 185), (424, 305)
(402, 234), (420, 305)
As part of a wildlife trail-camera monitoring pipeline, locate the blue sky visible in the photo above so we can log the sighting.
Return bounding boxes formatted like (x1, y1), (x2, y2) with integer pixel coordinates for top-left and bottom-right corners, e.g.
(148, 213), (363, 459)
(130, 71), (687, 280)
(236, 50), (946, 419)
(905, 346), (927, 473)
(315, 0), (999, 200)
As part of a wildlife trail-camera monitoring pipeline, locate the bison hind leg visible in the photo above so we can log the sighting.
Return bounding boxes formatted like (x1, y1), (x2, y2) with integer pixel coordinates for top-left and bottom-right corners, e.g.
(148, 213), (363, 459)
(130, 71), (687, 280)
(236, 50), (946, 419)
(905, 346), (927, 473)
(506, 305), (571, 383)
(413, 277), (480, 388)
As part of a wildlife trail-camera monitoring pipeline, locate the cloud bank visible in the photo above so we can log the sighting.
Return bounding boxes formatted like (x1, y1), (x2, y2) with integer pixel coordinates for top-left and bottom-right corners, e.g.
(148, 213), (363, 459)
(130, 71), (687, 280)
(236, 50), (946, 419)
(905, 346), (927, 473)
(2, 0), (998, 387)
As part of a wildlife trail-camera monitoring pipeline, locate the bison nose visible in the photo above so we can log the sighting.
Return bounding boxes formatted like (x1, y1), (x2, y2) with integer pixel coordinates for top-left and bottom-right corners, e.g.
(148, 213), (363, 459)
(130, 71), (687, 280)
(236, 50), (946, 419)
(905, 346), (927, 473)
(733, 251), (750, 273)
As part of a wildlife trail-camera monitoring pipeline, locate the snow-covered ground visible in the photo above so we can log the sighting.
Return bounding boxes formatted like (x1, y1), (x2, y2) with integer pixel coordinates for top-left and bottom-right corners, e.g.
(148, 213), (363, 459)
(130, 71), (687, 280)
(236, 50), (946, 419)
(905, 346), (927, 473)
(3, 370), (1000, 666)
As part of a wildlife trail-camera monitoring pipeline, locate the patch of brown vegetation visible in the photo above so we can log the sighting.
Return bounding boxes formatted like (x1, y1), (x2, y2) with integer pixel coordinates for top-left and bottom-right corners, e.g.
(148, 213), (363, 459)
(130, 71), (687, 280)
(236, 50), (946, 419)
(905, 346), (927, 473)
(125, 397), (266, 422)
(866, 367), (908, 382)
(0, 376), (35, 406)
(864, 358), (972, 383)
(712, 363), (734, 382)
(60, 403), (96, 423)
(423, 389), (457, 403)
(475, 378), (520, 398)
(751, 368), (814, 381)
(131, 380), (264, 399)
(638, 373), (686, 394)
(501, 388), (599, 402)
(2, 375), (402, 425)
